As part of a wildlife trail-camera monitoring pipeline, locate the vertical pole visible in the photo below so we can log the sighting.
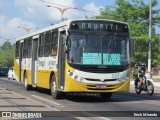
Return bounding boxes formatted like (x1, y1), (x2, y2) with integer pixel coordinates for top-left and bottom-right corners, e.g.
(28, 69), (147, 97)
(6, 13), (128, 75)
(148, 0), (152, 72)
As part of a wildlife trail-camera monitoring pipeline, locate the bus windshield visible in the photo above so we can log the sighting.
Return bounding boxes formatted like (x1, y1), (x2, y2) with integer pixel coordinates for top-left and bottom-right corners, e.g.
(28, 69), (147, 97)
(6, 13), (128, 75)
(67, 33), (129, 66)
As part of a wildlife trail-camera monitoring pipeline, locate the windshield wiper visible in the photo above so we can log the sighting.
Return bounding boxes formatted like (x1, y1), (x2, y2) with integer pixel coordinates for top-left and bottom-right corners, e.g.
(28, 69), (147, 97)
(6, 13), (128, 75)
(108, 33), (117, 61)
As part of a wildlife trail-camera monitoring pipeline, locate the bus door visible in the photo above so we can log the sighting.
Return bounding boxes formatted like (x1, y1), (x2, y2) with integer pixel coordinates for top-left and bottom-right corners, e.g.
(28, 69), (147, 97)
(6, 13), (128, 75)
(31, 35), (39, 84)
(19, 41), (23, 82)
(57, 28), (66, 90)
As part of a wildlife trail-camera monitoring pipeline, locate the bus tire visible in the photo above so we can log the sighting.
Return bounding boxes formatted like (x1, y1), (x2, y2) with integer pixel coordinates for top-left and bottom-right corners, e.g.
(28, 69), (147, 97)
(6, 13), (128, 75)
(50, 75), (61, 99)
(100, 92), (112, 100)
(24, 73), (32, 91)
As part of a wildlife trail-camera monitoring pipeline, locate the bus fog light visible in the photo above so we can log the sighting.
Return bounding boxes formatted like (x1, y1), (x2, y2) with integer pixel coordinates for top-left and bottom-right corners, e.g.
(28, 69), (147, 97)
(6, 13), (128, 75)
(74, 75), (78, 80)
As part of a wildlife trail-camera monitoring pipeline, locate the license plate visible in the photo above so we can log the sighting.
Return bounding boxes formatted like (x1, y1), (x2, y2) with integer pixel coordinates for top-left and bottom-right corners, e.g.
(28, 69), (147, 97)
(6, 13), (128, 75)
(96, 84), (106, 88)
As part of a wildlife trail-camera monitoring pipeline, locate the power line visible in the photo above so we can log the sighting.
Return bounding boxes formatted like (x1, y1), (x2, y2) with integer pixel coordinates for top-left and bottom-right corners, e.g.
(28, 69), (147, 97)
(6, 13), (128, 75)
(38, 0), (100, 14)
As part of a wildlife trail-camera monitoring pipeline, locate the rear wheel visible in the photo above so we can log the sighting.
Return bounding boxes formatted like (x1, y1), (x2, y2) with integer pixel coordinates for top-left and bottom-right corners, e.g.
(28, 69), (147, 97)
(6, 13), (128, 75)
(24, 73), (32, 90)
(100, 93), (112, 100)
(50, 75), (62, 99)
(147, 81), (154, 95)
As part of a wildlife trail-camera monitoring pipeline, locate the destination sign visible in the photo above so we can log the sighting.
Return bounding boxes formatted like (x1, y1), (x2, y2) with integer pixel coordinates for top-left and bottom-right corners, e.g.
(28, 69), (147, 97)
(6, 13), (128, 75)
(83, 53), (101, 65)
(82, 53), (121, 65)
(103, 53), (121, 65)
(70, 21), (128, 32)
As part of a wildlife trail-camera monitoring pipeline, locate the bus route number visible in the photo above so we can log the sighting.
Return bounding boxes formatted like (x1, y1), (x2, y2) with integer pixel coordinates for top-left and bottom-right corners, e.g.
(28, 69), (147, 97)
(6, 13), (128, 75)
(112, 73), (119, 79)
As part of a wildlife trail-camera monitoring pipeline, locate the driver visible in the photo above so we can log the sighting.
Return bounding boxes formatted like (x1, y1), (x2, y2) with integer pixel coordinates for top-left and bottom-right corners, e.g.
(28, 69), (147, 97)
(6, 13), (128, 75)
(134, 62), (146, 88)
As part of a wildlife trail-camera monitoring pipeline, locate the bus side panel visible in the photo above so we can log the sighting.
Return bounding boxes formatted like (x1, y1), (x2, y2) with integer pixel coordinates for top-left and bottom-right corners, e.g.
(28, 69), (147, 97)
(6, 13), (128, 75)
(14, 59), (20, 81)
(36, 70), (50, 89)
(27, 69), (32, 85)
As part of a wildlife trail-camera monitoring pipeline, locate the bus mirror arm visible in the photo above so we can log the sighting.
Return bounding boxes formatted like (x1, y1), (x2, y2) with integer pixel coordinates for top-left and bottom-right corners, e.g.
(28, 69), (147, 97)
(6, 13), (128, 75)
(64, 44), (71, 53)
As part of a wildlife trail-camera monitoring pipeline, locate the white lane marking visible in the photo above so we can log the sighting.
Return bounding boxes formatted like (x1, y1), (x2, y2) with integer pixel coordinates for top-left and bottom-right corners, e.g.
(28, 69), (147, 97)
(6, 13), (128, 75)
(31, 95), (60, 106)
(9, 91), (58, 110)
(99, 117), (112, 120)
(83, 112), (112, 120)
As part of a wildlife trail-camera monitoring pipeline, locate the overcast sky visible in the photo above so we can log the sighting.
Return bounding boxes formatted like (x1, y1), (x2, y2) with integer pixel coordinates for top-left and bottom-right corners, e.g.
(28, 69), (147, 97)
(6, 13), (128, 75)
(0, 0), (159, 45)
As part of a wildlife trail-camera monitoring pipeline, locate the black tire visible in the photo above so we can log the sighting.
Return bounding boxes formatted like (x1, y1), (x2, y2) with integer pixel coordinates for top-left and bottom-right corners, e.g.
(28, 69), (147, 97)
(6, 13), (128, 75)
(50, 75), (62, 99)
(100, 92), (112, 100)
(24, 73), (32, 90)
(147, 81), (154, 95)
(135, 82), (142, 94)
(135, 87), (142, 94)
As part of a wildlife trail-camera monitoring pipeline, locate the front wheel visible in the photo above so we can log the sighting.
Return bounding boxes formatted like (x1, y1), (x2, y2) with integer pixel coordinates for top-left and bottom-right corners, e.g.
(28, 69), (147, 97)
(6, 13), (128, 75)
(147, 81), (154, 95)
(24, 73), (32, 90)
(100, 93), (112, 100)
(50, 75), (62, 99)
(135, 82), (142, 94)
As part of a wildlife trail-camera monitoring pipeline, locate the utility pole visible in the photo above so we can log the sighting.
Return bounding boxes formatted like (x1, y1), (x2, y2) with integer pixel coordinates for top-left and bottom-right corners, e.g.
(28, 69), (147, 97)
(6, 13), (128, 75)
(148, 0), (152, 72)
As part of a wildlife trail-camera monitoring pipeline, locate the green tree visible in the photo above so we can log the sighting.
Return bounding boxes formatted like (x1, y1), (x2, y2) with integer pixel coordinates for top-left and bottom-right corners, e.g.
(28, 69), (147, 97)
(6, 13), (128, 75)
(0, 42), (15, 67)
(95, 0), (160, 66)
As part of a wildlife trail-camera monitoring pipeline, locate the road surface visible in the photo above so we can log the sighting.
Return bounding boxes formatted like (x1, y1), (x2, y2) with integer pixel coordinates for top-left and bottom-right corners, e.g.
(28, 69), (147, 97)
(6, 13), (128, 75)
(0, 77), (159, 120)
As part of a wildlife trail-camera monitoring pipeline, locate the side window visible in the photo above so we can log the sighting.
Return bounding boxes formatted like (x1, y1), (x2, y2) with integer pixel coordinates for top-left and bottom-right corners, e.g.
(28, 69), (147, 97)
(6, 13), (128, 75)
(44, 31), (51, 57)
(22, 38), (32, 58)
(39, 33), (44, 57)
(27, 38), (32, 58)
(15, 41), (20, 59)
(50, 30), (58, 56)
(23, 39), (27, 58)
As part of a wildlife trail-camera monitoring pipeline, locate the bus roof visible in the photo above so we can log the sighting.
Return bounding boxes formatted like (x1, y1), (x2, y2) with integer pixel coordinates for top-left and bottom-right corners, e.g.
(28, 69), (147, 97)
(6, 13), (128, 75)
(15, 19), (128, 41)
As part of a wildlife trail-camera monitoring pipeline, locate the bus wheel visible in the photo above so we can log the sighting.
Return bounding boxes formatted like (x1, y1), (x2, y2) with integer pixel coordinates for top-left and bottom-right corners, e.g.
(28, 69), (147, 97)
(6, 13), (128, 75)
(24, 73), (32, 91)
(50, 75), (61, 99)
(100, 92), (112, 100)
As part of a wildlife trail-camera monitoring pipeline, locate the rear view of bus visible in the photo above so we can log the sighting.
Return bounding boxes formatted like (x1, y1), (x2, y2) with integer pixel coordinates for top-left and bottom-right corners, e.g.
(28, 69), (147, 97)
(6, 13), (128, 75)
(59, 20), (133, 99)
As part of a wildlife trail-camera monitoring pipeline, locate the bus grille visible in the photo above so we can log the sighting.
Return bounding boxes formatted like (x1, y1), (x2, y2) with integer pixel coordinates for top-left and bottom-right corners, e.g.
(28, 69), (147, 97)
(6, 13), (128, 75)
(85, 78), (117, 82)
(80, 68), (124, 73)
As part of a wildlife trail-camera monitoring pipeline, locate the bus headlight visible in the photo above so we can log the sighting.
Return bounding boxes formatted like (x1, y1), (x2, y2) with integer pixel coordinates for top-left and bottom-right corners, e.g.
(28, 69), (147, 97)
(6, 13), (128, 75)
(118, 77), (129, 82)
(74, 75), (78, 80)
(67, 69), (85, 82)
(80, 77), (84, 82)
(69, 72), (73, 76)
(67, 69), (74, 76)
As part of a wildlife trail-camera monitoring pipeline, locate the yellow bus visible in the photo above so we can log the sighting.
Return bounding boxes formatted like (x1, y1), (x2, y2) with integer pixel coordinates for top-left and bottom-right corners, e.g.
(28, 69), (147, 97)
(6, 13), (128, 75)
(14, 19), (134, 99)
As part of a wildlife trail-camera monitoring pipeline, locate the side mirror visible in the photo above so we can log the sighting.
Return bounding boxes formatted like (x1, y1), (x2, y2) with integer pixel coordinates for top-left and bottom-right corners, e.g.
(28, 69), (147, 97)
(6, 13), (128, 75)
(130, 40), (135, 57)
(62, 35), (70, 53)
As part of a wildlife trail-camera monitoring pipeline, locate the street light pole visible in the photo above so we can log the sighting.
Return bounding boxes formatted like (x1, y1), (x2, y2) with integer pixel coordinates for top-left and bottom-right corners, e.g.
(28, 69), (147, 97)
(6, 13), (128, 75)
(17, 26), (38, 34)
(0, 37), (16, 42)
(148, 0), (152, 72)
(47, 5), (77, 21)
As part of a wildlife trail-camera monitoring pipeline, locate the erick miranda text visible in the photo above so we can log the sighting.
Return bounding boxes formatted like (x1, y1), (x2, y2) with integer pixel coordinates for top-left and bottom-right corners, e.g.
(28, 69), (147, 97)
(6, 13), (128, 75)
(134, 112), (158, 117)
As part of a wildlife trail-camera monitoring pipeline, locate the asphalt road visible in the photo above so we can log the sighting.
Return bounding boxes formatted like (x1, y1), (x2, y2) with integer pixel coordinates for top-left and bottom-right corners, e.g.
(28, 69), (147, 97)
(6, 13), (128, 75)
(0, 77), (160, 120)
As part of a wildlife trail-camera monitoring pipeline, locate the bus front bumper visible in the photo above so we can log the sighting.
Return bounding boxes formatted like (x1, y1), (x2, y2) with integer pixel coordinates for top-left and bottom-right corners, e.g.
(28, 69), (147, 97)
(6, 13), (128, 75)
(65, 77), (130, 93)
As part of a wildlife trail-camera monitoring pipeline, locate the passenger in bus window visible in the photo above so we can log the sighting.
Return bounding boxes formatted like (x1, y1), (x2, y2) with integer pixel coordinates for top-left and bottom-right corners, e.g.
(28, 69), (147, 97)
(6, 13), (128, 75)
(51, 43), (58, 56)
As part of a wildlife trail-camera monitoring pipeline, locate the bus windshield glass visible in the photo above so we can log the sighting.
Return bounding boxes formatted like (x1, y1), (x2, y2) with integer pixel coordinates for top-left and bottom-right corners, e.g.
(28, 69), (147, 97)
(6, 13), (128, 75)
(68, 34), (129, 66)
